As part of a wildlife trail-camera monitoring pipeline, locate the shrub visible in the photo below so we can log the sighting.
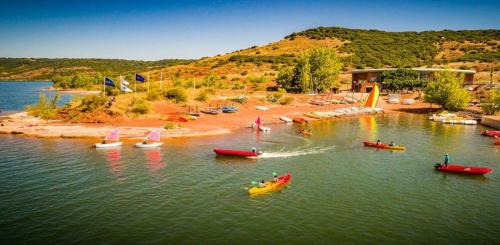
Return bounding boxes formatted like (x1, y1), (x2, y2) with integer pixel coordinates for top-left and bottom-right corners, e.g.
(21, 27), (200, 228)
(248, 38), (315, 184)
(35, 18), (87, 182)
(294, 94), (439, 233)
(266, 93), (283, 103)
(246, 75), (268, 84)
(78, 94), (107, 112)
(146, 88), (163, 101)
(130, 99), (149, 114)
(279, 96), (294, 105)
(26, 93), (60, 119)
(195, 90), (208, 102)
(165, 88), (187, 103)
(228, 96), (247, 104)
(164, 122), (182, 130)
(204, 88), (216, 95)
(202, 73), (218, 87)
(240, 71), (248, 76)
(481, 89), (500, 115)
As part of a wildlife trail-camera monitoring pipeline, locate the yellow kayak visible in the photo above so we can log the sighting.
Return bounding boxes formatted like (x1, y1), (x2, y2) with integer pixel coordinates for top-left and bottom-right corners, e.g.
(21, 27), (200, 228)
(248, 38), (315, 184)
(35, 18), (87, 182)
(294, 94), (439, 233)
(248, 174), (292, 195)
(304, 112), (322, 119)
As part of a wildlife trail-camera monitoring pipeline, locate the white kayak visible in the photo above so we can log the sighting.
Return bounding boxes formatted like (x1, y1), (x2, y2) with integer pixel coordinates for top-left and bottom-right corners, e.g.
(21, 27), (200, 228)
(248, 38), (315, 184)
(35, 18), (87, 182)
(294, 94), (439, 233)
(94, 142), (123, 148)
(256, 106), (269, 111)
(135, 142), (163, 148)
(279, 116), (293, 123)
(259, 126), (271, 132)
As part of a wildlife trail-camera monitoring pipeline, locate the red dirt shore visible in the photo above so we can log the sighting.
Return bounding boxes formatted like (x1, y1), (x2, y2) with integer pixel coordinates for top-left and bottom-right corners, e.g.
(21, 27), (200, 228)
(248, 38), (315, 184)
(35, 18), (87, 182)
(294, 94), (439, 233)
(0, 94), (435, 139)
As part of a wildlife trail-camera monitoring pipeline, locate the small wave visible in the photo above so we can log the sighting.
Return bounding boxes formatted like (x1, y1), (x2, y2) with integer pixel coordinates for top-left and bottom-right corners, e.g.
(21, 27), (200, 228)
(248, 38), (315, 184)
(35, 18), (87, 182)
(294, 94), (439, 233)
(259, 146), (335, 158)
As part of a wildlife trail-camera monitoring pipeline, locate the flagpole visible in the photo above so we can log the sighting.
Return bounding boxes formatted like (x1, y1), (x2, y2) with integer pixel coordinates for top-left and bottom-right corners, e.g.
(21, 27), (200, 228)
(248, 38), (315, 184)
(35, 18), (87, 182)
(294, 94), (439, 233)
(160, 70), (163, 91)
(119, 75), (122, 96)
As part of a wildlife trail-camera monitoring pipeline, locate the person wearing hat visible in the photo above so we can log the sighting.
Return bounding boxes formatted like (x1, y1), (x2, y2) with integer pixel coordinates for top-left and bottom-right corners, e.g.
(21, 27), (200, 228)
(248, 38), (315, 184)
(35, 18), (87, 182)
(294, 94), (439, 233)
(443, 154), (450, 168)
(272, 172), (278, 182)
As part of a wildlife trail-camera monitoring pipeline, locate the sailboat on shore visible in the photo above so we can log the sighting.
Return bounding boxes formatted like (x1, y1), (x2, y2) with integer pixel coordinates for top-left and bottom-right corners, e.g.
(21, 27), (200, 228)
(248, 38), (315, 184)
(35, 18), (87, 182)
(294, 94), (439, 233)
(135, 128), (163, 148)
(95, 128), (122, 148)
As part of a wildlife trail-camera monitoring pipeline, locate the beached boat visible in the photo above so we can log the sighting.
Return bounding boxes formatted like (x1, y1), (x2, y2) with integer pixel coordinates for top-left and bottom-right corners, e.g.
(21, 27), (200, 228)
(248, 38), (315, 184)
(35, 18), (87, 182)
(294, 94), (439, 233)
(279, 116), (292, 123)
(429, 111), (456, 121)
(256, 106), (269, 111)
(482, 130), (500, 137)
(135, 128), (163, 148)
(304, 112), (323, 119)
(214, 148), (261, 157)
(248, 173), (292, 195)
(183, 114), (198, 120)
(310, 99), (330, 106)
(293, 117), (306, 124)
(201, 107), (219, 115)
(434, 164), (492, 175)
(363, 140), (405, 151)
(442, 119), (477, 125)
(95, 129), (122, 148)
(221, 105), (238, 113)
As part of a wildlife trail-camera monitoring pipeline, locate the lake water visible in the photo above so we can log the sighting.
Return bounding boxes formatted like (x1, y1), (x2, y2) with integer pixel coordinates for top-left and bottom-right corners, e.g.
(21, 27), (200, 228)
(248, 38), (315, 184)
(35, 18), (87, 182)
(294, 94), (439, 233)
(0, 113), (498, 244)
(0, 81), (75, 114)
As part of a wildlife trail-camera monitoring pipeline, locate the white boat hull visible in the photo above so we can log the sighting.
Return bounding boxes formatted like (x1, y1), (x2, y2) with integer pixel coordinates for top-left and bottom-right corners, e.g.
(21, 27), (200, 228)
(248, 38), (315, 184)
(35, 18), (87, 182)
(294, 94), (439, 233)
(259, 126), (271, 132)
(279, 116), (292, 123)
(94, 142), (123, 148)
(135, 142), (163, 148)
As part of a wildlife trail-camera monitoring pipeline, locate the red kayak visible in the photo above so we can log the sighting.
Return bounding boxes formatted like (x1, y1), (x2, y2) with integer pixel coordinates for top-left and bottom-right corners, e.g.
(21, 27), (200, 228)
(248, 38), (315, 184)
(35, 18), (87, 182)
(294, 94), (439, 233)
(213, 148), (260, 157)
(293, 117), (306, 124)
(434, 164), (492, 175)
(482, 130), (500, 137)
(363, 141), (405, 151)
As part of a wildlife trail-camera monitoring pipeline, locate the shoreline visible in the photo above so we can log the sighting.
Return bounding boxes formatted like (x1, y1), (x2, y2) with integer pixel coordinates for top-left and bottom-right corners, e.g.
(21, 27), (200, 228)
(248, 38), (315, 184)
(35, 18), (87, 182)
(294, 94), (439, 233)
(0, 94), (463, 140)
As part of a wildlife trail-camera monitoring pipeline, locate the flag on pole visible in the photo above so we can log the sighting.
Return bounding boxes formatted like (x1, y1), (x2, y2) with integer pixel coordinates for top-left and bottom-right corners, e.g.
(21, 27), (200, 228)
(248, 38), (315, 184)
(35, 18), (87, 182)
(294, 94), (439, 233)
(121, 83), (133, 93)
(105, 77), (115, 87)
(120, 76), (129, 86)
(135, 74), (145, 82)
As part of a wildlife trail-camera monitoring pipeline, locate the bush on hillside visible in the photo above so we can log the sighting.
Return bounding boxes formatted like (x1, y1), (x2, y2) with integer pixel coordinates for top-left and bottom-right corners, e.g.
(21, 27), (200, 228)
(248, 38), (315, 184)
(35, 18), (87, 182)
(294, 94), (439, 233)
(130, 99), (149, 114)
(146, 88), (163, 101)
(481, 89), (500, 115)
(279, 96), (294, 105)
(195, 90), (208, 102)
(165, 88), (187, 103)
(26, 93), (60, 119)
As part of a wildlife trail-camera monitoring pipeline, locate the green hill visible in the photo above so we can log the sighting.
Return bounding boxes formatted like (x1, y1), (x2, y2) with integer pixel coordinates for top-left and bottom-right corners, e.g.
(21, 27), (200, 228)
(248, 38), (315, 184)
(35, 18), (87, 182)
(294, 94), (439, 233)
(286, 27), (500, 68)
(0, 58), (192, 80)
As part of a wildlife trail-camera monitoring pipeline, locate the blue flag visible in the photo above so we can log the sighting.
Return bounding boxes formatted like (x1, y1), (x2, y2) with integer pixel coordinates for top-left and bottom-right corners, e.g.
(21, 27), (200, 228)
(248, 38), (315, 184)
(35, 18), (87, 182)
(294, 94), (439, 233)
(135, 74), (145, 82)
(105, 77), (115, 87)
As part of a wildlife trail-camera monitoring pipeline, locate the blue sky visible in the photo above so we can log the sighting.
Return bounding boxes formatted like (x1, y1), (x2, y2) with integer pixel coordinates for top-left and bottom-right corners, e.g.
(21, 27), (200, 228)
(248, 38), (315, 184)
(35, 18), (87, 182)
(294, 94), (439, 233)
(0, 0), (499, 60)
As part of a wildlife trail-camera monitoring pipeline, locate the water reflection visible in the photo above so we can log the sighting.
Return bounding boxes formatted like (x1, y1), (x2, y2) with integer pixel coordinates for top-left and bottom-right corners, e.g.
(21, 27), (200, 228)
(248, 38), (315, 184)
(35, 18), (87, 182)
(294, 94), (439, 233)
(144, 148), (166, 172)
(104, 148), (124, 176)
(360, 115), (378, 140)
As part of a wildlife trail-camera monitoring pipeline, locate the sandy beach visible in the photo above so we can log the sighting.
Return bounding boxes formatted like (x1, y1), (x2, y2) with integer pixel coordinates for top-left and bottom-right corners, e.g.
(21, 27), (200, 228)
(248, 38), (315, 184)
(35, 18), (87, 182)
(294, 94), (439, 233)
(0, 93), (436, 139)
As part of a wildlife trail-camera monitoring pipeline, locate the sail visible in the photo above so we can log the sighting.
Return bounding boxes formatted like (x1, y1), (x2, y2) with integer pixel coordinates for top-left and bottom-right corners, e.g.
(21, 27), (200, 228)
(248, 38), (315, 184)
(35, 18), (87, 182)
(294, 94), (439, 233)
(364, 84), (380, 108)
(146, 128), (161, 141)
(105, 129), (120, 141)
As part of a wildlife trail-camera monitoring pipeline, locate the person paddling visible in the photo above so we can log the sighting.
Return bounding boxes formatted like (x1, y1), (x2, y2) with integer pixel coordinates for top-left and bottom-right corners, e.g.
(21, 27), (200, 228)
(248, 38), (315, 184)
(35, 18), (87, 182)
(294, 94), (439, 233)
(443, 154), (450, 168)
(376, 139), (382, 145)
(258, 179), (266, 188)
(389, 141), (395, 146)
(272, 172), (278, 182)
